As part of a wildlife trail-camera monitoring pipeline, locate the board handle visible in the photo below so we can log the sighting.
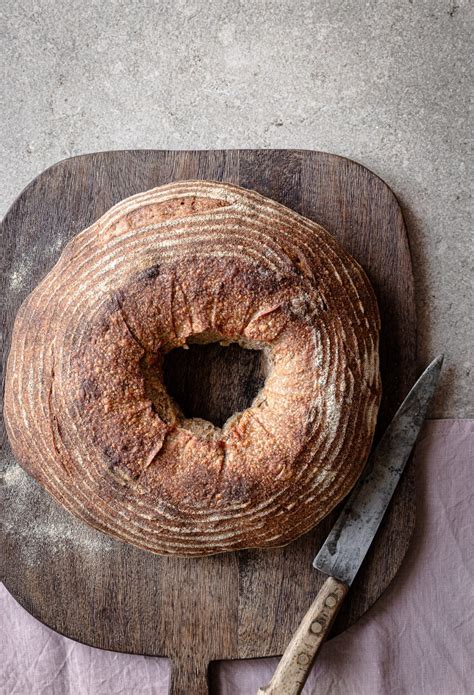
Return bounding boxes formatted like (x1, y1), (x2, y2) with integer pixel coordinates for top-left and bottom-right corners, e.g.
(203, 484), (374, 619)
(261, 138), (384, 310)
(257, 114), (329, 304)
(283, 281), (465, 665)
(169, 656), (209, 695)
(257, 576), (348, 695)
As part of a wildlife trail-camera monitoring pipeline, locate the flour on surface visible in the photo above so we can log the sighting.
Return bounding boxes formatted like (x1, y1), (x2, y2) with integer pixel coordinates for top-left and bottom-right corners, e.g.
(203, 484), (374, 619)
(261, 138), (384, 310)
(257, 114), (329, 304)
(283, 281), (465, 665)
(9, 260), (31, 291)
(2, 462), (114, 567)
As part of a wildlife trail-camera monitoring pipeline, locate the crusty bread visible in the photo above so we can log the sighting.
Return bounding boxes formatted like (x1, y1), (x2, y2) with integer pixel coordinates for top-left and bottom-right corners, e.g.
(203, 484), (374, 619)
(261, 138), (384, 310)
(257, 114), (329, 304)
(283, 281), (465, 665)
(4, 181), (381, 556)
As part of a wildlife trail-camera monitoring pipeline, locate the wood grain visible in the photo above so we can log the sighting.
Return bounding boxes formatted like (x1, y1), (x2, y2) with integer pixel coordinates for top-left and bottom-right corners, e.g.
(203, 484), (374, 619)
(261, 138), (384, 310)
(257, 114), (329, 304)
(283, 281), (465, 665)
(0, 150), (416, 688)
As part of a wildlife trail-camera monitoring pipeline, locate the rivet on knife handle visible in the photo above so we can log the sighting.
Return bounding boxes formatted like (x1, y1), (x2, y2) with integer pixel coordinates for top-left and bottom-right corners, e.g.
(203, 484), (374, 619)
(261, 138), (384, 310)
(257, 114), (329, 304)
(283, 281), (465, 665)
(257, 577), (348, 695)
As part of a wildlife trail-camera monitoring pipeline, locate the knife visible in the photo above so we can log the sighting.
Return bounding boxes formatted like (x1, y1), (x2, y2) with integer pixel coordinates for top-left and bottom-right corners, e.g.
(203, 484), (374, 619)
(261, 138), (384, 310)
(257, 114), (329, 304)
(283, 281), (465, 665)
(258, 354), (444, 695)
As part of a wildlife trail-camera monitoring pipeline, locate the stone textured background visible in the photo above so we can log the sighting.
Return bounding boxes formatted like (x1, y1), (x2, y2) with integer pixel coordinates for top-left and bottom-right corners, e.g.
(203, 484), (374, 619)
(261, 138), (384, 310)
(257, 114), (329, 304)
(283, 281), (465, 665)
(1, 0), (472, 416)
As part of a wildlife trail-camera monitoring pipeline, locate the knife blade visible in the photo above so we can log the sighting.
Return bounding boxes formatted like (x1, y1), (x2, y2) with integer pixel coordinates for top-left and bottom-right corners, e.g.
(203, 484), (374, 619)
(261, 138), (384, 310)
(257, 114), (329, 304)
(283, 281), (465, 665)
(313, 352), (444, 584)
(258, 354), (443, 695)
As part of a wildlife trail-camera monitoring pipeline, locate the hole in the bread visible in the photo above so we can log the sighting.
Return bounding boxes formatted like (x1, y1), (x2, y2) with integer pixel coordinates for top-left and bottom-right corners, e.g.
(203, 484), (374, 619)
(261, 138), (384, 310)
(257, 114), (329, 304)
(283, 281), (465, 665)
(162, 339), (268, 428)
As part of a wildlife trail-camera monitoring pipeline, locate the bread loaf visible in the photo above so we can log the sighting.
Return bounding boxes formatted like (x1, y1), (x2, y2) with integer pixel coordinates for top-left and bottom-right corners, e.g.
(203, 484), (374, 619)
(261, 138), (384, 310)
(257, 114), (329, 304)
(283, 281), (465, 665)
(4, 181), (381, 556)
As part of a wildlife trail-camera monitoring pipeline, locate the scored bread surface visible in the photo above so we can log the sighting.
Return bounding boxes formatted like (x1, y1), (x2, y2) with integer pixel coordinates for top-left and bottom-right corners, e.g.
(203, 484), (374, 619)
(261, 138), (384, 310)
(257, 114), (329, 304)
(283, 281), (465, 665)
(4, 181), (381, 556)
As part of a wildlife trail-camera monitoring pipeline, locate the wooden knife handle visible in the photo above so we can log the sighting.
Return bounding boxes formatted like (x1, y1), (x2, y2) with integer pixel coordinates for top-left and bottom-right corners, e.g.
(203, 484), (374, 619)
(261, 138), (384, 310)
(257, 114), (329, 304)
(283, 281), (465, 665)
(257, 576), (348, 695)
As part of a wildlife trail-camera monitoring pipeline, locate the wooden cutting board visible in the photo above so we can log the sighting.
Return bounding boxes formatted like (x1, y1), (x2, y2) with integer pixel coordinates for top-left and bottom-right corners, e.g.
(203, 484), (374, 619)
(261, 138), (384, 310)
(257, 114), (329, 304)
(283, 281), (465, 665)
(0, 150), (416, 694)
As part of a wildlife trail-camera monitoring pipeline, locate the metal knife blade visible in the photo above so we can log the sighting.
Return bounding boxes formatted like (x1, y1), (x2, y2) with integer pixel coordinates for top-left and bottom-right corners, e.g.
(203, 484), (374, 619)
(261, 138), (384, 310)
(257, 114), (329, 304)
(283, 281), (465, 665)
(313, 354), (444, 585)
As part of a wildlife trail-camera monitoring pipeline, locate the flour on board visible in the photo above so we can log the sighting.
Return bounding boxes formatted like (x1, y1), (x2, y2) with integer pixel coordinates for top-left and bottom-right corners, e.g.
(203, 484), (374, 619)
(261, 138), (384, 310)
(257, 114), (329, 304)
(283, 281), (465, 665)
(2, 463), (114, 567)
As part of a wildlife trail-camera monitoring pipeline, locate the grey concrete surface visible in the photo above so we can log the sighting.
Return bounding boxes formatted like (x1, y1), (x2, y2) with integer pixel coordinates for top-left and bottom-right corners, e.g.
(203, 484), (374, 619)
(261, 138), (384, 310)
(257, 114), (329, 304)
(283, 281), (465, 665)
(1, 0), (472, 417)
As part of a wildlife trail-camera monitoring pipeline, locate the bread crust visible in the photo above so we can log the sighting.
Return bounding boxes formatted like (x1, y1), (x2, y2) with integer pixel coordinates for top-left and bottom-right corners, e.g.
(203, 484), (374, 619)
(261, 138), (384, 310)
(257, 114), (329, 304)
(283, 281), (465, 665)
(4, 181), (381, 556)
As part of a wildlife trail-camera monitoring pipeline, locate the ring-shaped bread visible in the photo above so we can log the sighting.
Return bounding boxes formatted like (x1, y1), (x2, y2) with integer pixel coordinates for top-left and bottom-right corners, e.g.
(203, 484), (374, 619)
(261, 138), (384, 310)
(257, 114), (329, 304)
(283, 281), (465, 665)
(4, 181), (381, 556)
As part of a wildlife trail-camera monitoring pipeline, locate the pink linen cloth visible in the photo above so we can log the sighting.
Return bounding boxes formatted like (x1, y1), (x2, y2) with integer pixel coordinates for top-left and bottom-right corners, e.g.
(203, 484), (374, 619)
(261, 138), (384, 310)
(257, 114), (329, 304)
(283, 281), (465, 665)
(1, 419), (473, 695)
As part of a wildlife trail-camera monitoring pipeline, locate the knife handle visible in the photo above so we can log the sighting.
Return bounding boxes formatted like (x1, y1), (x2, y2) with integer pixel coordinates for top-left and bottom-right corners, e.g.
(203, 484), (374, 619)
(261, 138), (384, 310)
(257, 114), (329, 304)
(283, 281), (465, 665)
(257, 576), (348, 695)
